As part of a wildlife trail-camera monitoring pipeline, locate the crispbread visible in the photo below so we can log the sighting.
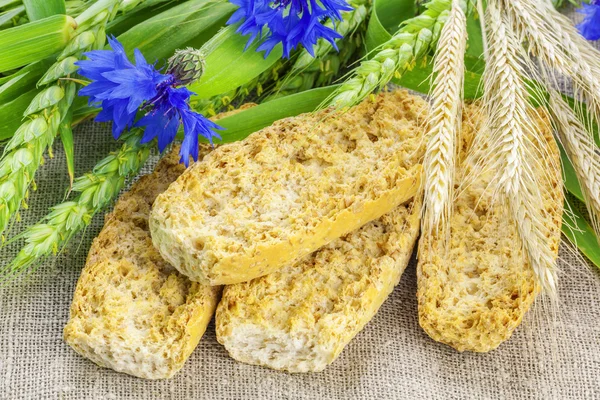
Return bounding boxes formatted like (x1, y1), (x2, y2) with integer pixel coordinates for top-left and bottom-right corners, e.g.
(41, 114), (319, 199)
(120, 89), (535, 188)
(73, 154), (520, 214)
(417, 104), (563, 352)
(150, 90), (427, 285)
(216, 197), (422, 372)
(63, 108), (251, 379)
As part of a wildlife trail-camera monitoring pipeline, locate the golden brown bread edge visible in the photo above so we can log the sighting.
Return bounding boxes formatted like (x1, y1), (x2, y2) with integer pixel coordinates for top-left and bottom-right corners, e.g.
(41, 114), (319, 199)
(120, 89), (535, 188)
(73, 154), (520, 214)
(216, 197), (423, 373)
(149, 90), (428, 285)
(417, 104), (564, 352)
(63, 107), (252, 379)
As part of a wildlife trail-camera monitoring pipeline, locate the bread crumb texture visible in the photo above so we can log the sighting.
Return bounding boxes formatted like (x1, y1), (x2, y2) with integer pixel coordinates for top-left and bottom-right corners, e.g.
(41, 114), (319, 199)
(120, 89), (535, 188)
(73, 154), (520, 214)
(63, 146), (222, 379)
(64, 107), (254, 379)
(217, 196), (422, 373)
(150, 90), (427, 285)
(417, 104), (563, 352)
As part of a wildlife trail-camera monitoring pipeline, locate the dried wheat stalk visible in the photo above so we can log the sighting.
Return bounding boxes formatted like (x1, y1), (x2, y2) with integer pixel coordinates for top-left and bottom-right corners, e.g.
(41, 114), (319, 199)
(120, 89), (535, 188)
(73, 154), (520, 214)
(422, 0), (467, 241)
(503, 0), (600, 247)
(480, 0), (559, 294)
(550, 91), (600, 241)
(502, 0), (600, 130)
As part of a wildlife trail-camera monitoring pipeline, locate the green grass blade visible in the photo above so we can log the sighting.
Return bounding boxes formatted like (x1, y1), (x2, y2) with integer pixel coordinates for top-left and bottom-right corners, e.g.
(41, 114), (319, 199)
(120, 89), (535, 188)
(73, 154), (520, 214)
(23, 0), (65, 21)
(365, 0), (415, 51)
(202, 85), (339, 143)
(188, 24), (282, 100)
(0, 5), (25, 28)
(106, 0), (179, 37)
(179, 9), (232, 51)
(59, 113), (75, 187)
(0, 14), (76, 72)
(563, 199), (600, 268)
(559, 142), (585, 202)
(0, 0), (20, 8)
(117, 0), (235, 64)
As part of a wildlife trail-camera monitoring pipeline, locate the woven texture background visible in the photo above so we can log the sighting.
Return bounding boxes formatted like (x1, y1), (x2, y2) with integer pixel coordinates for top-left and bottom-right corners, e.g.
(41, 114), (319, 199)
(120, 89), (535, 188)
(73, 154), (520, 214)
(1, 7), (600, 400)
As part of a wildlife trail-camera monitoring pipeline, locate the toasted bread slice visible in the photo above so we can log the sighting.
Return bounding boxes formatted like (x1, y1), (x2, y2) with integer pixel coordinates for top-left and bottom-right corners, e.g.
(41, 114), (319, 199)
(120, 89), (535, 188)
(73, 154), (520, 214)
(216, 197), (422, 372)
(64, 146), (219, 379)
(63, 108), (250, 379)
(416, 104), (563, 352)
(150, 90), (427, 285)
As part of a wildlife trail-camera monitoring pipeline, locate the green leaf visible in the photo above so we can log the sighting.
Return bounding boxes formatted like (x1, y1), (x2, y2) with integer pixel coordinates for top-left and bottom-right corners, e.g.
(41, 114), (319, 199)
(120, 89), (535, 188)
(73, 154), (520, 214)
(0, 89), (37, 141)
(562, 199), (600, 268)
(365, 0), (414, 52)
(179, 11), (232, 51)
(206, 85), (339, 143)
(59, 113), (75, 187)
(117, 0), (235, 64)
(71, 95), (97, 125)
(0, 14), (76, 73)
(0, 5), (25, 28)
(0, 0), (21, 8)
(106, 0), (182, 37)
(464, 13), (485, 74)
(379, 0), (416, 32)
(188, 24), (283, 100)
(559, 141), (585, 202)
(392, 61), (484, 99)
(119, 0), (177, 13)
(23, 0), (66, 21)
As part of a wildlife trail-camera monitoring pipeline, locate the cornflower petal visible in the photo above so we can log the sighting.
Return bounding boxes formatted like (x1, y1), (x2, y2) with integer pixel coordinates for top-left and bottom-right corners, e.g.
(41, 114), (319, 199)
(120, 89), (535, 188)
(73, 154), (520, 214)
(227, 0), (352, 58)
(578, 2), (600, 41)
(77, 36), (223, 164)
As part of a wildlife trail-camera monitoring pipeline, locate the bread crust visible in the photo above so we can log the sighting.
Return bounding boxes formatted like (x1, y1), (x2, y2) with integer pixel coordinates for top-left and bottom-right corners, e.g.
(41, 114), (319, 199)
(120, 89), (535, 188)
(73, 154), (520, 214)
(63, 106), (252, 379)
(150, 90), (428, 285)
(416, 104), (564, 352)
(216, 197), (423, 372)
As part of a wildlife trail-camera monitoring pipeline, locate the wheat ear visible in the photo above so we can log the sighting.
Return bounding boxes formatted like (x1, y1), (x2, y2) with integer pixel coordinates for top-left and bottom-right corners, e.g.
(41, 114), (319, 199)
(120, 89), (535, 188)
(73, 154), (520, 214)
(2, 132), (150, 279)
(503, 0), (600, 244)
(550, 92), (600, 242)
(481, 1), (559, 294)
(502, 0), (600, 130)
(324, 0), (456, 108)
(422, 0), (467, 240)
(0, 0), (140, 239)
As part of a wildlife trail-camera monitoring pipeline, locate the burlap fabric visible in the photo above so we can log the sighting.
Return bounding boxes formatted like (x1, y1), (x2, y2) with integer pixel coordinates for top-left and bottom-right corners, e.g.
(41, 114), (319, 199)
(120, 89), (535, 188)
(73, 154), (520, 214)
(2, 8), (600, 400)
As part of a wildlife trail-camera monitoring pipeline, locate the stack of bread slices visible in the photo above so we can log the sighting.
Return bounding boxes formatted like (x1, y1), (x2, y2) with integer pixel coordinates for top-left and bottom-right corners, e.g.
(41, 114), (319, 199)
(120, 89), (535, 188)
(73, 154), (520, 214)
(63, 90), (562, 379)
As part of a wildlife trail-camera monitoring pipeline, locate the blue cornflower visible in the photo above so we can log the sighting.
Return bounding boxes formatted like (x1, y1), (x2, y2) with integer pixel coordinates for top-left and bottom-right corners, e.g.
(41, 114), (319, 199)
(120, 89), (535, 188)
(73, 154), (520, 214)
(578, 1), (600, 41)
(228, 0), (352, 58)
(136, 83), (223, 162)
(76, 37), (222, 166)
